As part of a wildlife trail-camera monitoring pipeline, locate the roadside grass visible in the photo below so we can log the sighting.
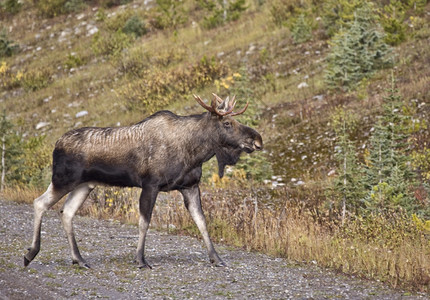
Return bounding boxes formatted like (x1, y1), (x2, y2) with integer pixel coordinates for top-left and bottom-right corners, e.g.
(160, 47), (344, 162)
(153, 186), (430, 292)
(2, 186), (44, 205)
(39, 182), (426, 293)
(2, 163), (429, 292)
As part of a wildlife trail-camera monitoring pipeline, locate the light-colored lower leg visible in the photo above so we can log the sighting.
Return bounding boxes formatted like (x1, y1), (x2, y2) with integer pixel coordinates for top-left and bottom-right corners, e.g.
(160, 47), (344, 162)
(136, 214), (151, 268)
(181, 187), (225, 266)
(61, 183), (94, 268)
(24, 183), (65, 266)
(136, 188), (158, 269)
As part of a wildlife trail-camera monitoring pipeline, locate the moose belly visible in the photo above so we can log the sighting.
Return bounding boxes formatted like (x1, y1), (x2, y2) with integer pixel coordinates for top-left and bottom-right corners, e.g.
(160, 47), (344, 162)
(81, 164), (140, 187)
(158, 165), (202, 192)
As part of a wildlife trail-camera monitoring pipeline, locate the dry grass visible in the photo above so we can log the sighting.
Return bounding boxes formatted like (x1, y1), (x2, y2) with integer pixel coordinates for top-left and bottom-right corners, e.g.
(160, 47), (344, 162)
(1, 186), (44, 205)
(3, 172), (429, 293)
(161, 186), (430, 292)
(53, 183), (429, 293)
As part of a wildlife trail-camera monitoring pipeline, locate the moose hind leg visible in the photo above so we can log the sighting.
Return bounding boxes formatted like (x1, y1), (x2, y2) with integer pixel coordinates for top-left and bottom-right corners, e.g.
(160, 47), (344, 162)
(180, 186), (225, 267)
(24, 183), (66, 266)
(60, 183), (94, 268)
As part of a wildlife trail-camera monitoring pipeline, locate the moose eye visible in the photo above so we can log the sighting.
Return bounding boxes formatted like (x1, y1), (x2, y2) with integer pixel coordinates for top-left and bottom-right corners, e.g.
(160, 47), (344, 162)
(223, 121), (232, 128)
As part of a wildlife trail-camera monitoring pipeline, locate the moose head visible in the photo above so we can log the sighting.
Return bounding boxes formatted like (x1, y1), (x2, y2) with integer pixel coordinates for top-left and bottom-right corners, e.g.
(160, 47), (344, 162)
(194, 93), (263, 177)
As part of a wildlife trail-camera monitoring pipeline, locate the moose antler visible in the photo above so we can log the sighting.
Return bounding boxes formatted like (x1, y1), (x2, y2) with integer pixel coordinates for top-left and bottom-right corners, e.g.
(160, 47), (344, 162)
(193, 94), (248, 117)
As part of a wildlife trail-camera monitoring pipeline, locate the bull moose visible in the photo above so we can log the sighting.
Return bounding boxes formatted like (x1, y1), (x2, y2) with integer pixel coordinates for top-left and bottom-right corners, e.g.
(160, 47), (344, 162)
(24, 93), (263, 269)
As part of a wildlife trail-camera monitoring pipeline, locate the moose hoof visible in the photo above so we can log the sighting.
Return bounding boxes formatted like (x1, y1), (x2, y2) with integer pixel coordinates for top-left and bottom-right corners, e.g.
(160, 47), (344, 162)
(217, 261), (227, 267)
(210, 257), (226, 267)
(138, 263), (152, 269)
(24, 248), (39, 267)
(23, 256), (30, 267)
(214, 260), (227, 267)
(72, 260), (91, 269)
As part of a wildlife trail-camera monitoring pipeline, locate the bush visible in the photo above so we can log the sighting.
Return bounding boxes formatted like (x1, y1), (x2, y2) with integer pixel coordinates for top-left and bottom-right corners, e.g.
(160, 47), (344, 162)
(0, 61), (22, 91)
(269, 0), (311, 27)
(118, 55), (228, 113)
(0, 113), (51, 189)
(99, 0), (132, 8)
(64, 0), (87, 13)
(0, 30), (19, 58)
(20, 68), (53, 92)
(153, 0), (188, 30)
(412, 148), (430, 182)
(198, 0), (247, 29)
(118, 46), (186, 78)
(1, 0), (22, 15)
(122, 15), (147, 37)
(19, 136), (51, 187)
(36, 0), (66, 18)
(64, 52), (84, 69)
(91, 30), (132, 58)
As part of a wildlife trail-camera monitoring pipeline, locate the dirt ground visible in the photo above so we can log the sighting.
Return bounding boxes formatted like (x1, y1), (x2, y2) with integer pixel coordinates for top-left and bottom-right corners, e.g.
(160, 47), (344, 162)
(0, 199), (427, 299)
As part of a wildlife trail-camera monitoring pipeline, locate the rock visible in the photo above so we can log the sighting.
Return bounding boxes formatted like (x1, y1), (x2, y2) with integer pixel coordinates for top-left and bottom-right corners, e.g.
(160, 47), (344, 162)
(35, 122), (50, 130)
(313, 94), (324, 101)
(297, 82), (309, 89)
(87, 25), (99, 36)
(75, 110), (88, 118)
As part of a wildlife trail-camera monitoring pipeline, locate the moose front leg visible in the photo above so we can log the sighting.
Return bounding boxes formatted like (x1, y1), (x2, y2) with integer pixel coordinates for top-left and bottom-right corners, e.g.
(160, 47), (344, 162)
(180, 186), (225, 267)
(60, 183), (95, 268)
(136, 187), (158, 269)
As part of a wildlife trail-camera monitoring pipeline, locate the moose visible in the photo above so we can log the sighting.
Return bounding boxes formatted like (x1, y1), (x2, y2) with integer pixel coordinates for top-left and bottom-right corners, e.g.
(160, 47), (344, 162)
(24, 93), (263, 269)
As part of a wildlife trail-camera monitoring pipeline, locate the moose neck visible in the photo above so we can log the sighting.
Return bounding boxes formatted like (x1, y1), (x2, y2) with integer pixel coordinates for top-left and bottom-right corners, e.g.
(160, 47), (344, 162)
(184, 112), (219, 166)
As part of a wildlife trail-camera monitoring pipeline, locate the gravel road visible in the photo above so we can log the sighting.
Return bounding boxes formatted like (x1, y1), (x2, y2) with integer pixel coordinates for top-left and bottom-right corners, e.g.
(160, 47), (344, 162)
(0, 199), (427, 299)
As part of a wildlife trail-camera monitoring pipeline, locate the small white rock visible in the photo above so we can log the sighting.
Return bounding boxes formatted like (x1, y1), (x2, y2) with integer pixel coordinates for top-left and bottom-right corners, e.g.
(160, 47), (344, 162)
(75, 110), (88, 118)
(35, 122), (50, 130)
(297, 82), (309, 89)
(87, 26), (99, 36)
(327, 170), (336, 176)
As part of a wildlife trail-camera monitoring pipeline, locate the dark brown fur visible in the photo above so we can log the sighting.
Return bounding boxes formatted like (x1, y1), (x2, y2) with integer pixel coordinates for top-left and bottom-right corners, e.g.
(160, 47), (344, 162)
(24, 97), (263, 269)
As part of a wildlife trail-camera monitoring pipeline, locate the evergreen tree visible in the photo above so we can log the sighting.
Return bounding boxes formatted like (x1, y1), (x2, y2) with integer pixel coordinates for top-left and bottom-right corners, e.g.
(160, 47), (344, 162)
(0, 111), (22, 191)
(330, 108), (365, 223)
(362, 79), (417, 213)
(322, 0), (366, 37)
(291, 14), (312, 44)
(325, 4), (392, 91)
(198, 0), (247, 29)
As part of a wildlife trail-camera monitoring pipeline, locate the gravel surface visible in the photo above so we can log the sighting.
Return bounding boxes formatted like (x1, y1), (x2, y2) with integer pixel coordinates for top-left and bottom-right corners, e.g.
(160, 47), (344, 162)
(0, 199), (428, 299)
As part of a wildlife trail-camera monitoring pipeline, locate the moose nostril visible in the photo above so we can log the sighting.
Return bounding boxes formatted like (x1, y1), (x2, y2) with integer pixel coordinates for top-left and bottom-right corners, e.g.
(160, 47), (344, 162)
(253, 140), (262, 150)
